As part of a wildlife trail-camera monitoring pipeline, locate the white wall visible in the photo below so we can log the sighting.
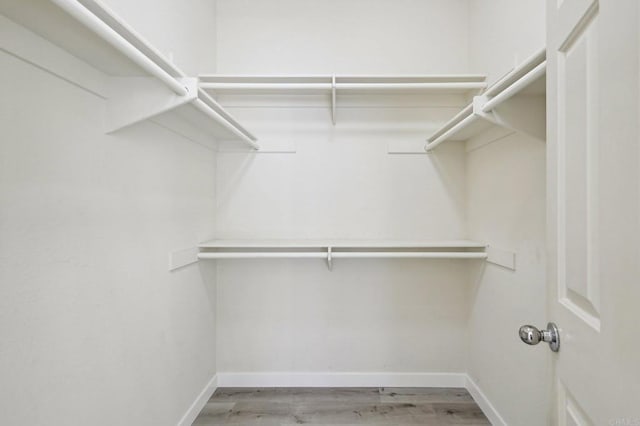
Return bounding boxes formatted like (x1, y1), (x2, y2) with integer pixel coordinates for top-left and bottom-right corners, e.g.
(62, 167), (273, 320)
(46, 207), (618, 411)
(215, 97), (468, 240)
(0, 3), (219, 424)
(466, 130), (548, 425)
(103, 0), (217, 75)
(217, 259), (471, 374)
(215, 0), (470, 74)
(213, 0), (475, 377)
(468, 0), (546, 85)
(466, 1), (547, 424)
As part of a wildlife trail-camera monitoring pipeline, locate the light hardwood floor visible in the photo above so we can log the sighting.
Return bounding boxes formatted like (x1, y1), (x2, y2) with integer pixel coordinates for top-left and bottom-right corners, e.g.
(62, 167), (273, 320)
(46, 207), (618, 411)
(192, 387), (490, 425)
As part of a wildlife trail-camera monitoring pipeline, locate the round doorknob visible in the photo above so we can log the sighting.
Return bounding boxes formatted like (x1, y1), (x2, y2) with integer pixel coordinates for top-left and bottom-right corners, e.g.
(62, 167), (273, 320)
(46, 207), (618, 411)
(519, 325), (542, 345)
(519, 322), (560, 352)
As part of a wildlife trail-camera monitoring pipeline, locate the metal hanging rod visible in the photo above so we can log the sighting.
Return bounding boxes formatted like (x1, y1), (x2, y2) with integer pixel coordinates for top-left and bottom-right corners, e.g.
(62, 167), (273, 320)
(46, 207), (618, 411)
(331, 252), (487, 259)
(197, 251), (488, 260)
(197, 252), (326, 259)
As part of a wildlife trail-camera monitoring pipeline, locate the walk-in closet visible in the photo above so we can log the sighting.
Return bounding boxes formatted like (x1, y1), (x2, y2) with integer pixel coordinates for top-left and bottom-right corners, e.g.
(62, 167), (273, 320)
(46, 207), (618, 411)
(1, 1), (639, 425)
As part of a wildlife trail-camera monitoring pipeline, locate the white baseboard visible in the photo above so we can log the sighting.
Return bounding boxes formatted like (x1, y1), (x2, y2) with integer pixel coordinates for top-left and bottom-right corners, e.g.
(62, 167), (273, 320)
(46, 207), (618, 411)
(465, 375), (507, 426)
(177, 374), (218, 426)
(216, 372), (467, 388)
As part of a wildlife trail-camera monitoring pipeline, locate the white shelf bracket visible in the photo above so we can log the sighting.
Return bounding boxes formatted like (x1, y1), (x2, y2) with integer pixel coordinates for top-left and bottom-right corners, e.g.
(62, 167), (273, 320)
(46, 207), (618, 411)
(331, 74), (337, 125)
(106, 77), (197, 133)
(486, 245), (516, 270)
(476, 94), (546, 141)
(489, 96), (546, 141)
(472, 95), (492, 121)
(169, 247), (199, 271)
(326, 246), (333, 271)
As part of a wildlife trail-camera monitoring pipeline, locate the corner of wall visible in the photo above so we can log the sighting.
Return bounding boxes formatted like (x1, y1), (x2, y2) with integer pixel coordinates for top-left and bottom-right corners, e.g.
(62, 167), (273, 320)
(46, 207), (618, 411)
(177, 374), (218, 426)
(465, 0), (474, 73)
(465, 375), (508, 426)
(213, 0), (219, 73)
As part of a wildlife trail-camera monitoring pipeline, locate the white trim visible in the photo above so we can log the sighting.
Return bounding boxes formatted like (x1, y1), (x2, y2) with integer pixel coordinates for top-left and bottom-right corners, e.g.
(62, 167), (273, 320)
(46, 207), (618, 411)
(177, 374), (218, 426)
(215, 372), (466, 388)
(465, 375), (507, 426)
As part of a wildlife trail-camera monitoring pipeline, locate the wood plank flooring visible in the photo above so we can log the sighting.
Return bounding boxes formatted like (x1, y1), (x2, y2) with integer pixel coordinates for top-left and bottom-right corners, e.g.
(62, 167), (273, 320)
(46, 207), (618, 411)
(192, 387), (490, 425)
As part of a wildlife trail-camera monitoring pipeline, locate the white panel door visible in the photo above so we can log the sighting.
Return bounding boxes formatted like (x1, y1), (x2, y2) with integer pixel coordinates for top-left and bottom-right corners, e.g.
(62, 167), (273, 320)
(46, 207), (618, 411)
(546, 0), (640, 424)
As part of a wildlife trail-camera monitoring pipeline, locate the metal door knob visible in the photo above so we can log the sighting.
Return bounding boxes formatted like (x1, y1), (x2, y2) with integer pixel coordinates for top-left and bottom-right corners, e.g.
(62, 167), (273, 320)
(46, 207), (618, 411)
(519, 322), (560, 352)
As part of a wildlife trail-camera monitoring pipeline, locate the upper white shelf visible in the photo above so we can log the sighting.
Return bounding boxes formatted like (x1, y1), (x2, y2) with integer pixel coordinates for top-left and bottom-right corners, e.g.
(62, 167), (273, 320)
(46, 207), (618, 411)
(425, 49), (547, 151)
(199, 74), (488, 95)
(199, 74), (486, 126)
(0, 0), (257, 148)
(199, 239), (486, 249)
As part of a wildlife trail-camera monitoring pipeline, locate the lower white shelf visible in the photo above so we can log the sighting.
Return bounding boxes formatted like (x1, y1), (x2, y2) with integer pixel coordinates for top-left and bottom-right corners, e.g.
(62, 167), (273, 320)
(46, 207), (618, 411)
(199, 252), (326, 259)
(197, 239), (487, 270)
(197, 252), (487, 260)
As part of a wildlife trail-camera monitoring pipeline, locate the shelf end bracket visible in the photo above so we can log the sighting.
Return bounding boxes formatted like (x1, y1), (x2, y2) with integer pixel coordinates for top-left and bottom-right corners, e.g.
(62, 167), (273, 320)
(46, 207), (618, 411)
(331, 74), (337, 125)
(106, 77), (197, 133)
